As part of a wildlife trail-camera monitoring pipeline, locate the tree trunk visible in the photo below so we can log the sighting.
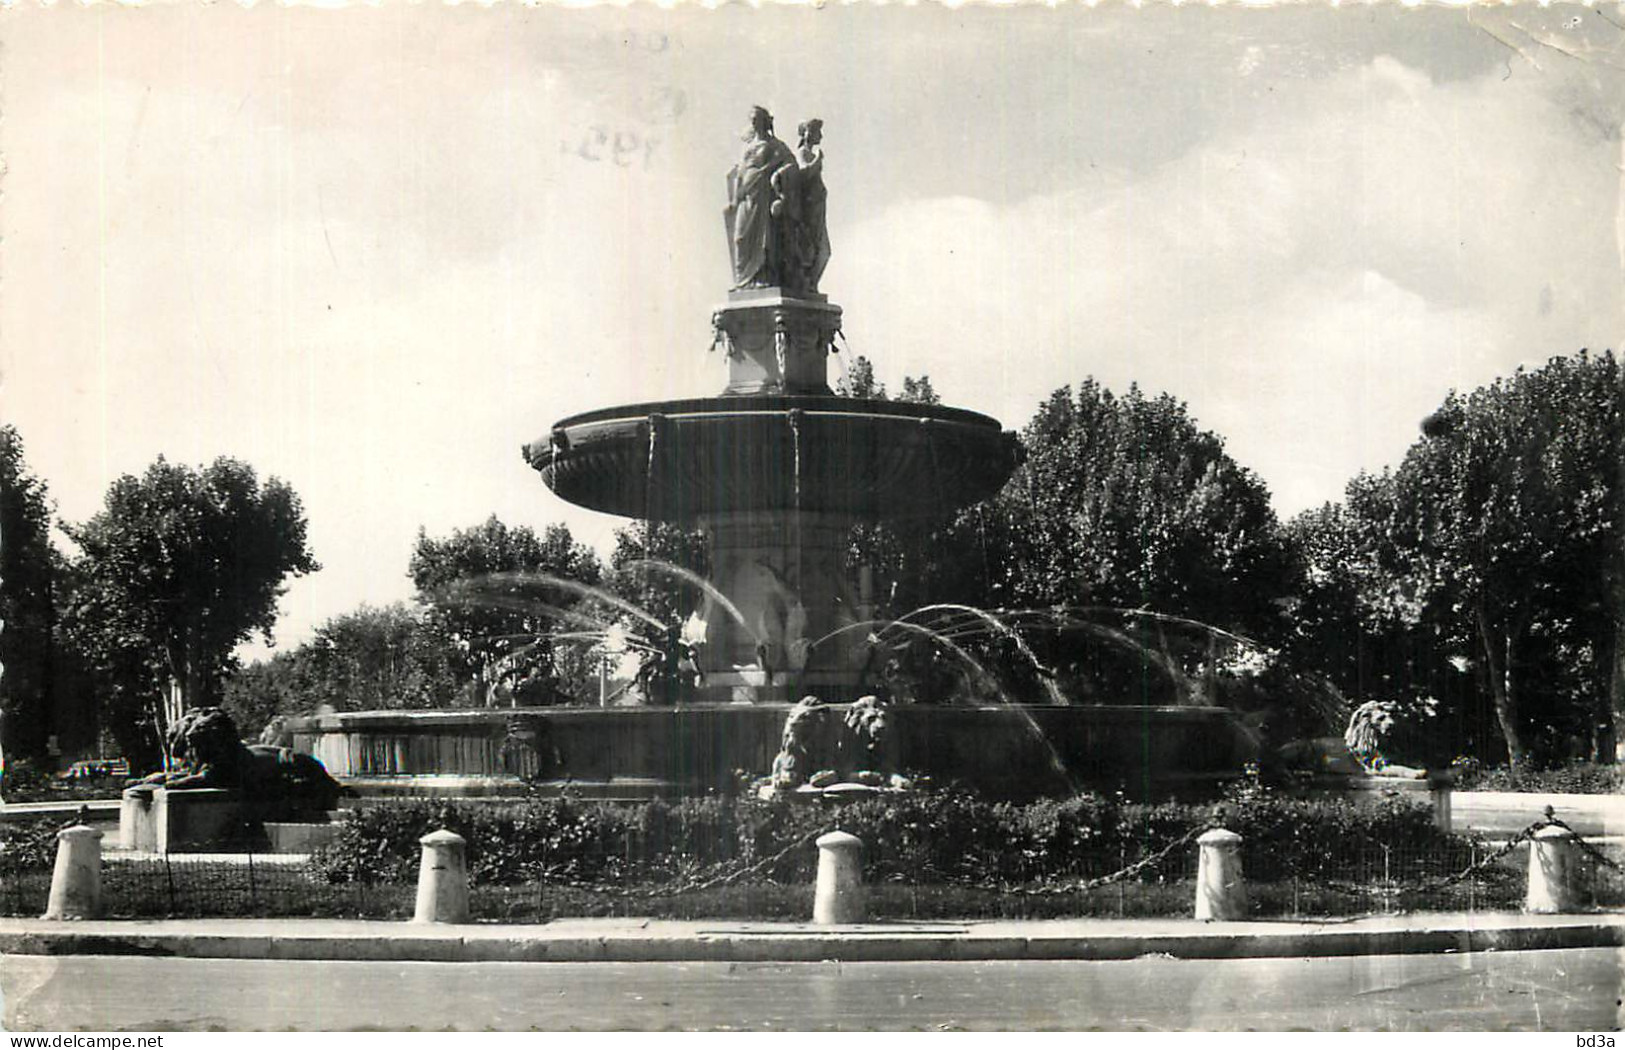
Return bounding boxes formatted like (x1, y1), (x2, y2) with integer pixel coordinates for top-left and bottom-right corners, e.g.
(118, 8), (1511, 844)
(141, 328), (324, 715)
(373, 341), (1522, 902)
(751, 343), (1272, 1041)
(166, 640), (191, 713)
(1478, 606), (1528, 768)
(1609, 611), (1625, 763)
(163, 676), (185, 733)
(168, 630), (222, 712)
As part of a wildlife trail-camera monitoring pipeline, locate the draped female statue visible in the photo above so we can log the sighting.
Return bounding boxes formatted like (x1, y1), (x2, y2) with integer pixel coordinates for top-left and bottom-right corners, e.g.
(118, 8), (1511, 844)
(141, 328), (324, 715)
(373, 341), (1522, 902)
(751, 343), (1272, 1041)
(794, 119), (831, 294)
(724, 107), (800, 290)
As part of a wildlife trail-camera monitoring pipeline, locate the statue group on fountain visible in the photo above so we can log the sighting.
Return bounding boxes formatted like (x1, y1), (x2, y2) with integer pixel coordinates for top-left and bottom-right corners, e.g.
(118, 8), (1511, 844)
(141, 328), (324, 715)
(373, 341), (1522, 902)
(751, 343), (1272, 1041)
(725, 107), (830, 295)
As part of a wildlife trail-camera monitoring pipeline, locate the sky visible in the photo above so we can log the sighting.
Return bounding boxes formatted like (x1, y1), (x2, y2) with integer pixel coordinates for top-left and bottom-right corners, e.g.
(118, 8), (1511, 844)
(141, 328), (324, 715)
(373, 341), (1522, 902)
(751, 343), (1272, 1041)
(2, 2), (1623, 655)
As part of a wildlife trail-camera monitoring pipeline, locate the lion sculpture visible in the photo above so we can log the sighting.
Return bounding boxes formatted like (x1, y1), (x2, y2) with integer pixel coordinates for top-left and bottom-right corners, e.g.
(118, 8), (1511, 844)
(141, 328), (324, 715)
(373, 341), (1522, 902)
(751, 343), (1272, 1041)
(135, 706), (344, 819)
(1343, 697), (1437, 778)
(1260, 697), (1439, 779)
(766, 694), (908, 793)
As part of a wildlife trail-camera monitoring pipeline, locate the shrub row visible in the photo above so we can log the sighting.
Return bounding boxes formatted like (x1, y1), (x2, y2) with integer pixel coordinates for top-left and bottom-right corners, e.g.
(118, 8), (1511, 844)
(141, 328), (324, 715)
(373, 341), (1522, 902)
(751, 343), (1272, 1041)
(311, 785), (1455, 890)
(1452, 759), (1625, 796)
(0, 760), (118, 805)
(0, 817), (65, 874)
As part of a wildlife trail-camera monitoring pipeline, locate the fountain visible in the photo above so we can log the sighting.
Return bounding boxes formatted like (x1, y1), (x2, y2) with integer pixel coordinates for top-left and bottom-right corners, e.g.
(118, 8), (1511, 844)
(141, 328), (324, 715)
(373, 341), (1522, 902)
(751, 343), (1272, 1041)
(286, 109), (1255, 800)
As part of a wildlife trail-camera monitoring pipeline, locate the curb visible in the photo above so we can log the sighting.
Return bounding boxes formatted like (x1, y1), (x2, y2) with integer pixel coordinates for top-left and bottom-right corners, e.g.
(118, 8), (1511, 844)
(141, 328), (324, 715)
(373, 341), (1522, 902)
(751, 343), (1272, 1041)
(1, 917), (1621, 964)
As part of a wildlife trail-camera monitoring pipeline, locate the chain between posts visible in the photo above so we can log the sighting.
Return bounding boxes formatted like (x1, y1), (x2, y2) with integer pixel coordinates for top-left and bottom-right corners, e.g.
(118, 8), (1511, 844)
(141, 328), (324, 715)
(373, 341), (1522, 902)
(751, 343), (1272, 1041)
(971, 826), (1208, 899)
(1541, 808), (1625, 873)
(1316, 818), (1544, 898)
(524, 823), (1210, 905)
(559, 825), (1209, 902)
(1315, 806), (1624, 899)
(564, 827), (825, 901)
(536, 806), (1624, 905)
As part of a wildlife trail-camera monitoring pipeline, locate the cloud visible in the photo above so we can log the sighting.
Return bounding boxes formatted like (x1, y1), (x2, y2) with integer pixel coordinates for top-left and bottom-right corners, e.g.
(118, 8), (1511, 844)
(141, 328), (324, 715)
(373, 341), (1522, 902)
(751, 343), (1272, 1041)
(836, 52), (1625, 518)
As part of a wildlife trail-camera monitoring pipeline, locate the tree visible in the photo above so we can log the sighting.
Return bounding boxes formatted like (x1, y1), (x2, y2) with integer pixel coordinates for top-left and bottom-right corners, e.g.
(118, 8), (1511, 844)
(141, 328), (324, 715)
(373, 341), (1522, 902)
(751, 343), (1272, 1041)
(63, 457), (317, 762)
(409, 517), (604, 705)
(998, 382), (1293, 633)
(304, 603), (461, 711)
(607, 521), (709, 631)
(838, 372), (1297, 706)
(836, 355), (885, 399)
(1284, 491), (1402, 699)
(0, 426), (57, 763)
(952, 381), (1298, 707)
(1283, 481), (1478, 760)
(222, 602), (461, 729)
(899, 375), (941, 406)
(220, 649), (310, 739)
(1377, 351), (1625, 767)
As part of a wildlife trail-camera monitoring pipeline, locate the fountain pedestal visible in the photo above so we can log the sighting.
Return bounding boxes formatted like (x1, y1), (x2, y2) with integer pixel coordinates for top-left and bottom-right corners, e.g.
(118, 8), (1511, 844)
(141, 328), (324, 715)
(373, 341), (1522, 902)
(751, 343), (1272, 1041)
(714, 290), (842, 396)
(696, 510), (870, 696)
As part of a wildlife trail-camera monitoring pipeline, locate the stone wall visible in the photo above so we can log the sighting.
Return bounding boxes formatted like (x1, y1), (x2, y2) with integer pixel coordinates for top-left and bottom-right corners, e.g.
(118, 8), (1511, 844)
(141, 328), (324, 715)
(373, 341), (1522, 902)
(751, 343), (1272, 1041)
(286, 704), (1253, 801)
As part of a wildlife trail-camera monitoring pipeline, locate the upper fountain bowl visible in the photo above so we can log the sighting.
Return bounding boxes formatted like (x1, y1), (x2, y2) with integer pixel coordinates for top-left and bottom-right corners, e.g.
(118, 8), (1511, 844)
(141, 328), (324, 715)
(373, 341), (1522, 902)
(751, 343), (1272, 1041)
(526, 395), (1022, 523)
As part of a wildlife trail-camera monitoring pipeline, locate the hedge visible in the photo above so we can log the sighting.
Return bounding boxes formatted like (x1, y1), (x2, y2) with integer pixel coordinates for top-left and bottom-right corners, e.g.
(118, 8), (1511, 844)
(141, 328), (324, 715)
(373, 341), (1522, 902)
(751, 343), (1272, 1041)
(0, 817), (64, 874)
(311, 785), (1457, 891)
(1452, 759), (1625, 796)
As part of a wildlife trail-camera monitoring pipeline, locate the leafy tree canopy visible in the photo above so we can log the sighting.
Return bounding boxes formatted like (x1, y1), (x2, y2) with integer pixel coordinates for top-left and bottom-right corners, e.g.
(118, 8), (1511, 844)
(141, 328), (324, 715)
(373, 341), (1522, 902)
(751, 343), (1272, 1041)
(0, 426), (57, 762)
(837, 375), (1294, 705)
(1287, 350), (1625, 767)
(836, 355), (884, 399)
(409, 516), (604, 703)
(1001, 381), (1292, 632)
(62, 456), (317, 762)
(223, 601), (461, 730)
(607, 520), (710, 631)
(1338, 350), (1624, 766)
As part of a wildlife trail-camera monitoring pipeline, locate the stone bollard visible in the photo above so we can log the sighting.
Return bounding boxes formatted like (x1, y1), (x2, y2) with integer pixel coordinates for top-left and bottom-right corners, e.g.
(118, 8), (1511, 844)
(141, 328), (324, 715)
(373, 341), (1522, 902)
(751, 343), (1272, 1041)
(1427, 770), (1455, 833)
(1194, 828), (1246, 922)
(813, 830), (864, 924)
(1525, 823), (1578, 914)
(119, 789), (152, 851)
(412, 829), (469, 924)
(42, 824), (103, 921)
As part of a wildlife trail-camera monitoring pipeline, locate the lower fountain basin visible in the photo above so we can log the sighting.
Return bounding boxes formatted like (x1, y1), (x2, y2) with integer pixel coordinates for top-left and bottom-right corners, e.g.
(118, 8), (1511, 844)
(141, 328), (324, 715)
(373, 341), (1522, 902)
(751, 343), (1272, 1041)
(525, 395), (1022, 522)
(286, 704), (1256, 803)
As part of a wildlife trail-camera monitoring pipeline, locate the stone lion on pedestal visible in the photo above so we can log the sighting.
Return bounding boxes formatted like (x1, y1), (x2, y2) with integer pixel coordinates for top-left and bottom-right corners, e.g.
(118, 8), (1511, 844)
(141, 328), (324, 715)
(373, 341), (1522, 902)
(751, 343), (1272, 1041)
(135, 706), (344, 819)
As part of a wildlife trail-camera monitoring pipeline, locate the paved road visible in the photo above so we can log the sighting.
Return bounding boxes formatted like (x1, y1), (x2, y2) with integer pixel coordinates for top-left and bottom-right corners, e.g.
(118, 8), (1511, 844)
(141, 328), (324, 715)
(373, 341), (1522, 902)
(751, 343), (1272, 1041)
(3, 948), (1621, 1031)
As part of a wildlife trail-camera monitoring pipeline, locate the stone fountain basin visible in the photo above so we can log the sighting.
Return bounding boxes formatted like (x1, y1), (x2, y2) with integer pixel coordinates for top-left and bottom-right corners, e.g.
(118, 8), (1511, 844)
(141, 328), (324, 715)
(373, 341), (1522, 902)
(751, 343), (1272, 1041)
(525, 395), (1022, 522)
(285, 704), (1254, 803)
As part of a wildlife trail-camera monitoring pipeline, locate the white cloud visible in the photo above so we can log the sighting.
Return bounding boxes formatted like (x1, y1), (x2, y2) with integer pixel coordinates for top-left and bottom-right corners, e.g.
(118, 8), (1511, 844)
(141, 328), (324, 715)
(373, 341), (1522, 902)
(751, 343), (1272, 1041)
(837, 52), (1624, 518)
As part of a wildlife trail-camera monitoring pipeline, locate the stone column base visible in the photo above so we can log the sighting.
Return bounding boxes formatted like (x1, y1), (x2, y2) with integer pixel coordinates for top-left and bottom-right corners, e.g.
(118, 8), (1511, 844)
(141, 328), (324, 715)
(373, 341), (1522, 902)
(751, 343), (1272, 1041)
(713, 290), (842, 396)
(119, 787), (251, 853)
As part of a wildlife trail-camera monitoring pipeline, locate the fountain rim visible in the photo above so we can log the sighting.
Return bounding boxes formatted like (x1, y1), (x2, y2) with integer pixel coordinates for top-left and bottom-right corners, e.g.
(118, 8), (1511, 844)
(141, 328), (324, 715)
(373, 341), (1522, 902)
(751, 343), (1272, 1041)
(525, 392), (1024, 523)
(540, 393), (1011, 434)
(283, 703), (1239, 729)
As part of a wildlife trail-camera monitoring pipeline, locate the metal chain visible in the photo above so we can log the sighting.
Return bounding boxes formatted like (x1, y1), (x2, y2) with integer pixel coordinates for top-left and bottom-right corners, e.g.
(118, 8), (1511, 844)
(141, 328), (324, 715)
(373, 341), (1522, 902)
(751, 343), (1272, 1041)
(1316, 807), (1625, 900)
(532, 807), (1624, 906)
(562, 828), (825, 901)
(552, 826), (1205, 902)
(1541, 812), (1625, 872)
(1318, 819), (1545, 898)
(970, 826), (1207, 899)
